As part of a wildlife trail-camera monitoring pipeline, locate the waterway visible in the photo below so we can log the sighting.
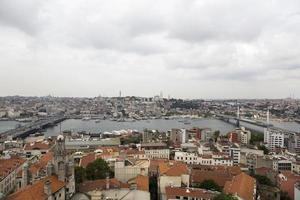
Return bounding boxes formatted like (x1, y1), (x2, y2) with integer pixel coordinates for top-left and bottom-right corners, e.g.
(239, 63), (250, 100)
(1, 118), (299, 137)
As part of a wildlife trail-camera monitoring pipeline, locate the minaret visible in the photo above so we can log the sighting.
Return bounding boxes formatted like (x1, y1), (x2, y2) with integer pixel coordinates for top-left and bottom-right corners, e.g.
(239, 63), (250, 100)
(267, 108), (270, 129)
(236, 105), (240, 127)
(54, 135), (66, 181)
(22, 163), (29, 187)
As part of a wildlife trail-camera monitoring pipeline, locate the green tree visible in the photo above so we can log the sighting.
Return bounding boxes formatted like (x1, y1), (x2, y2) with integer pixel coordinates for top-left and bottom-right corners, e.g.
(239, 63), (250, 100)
(75, 166), (86, 184)
(258, 145), (269, 155)
(213, 130), (220, 142)
(254, 174), (273, 186)
(250, 132), (264, 144)
(85, 158), (113, 180)
(196, 179), (221, 192)
(214, 193), (238, 200)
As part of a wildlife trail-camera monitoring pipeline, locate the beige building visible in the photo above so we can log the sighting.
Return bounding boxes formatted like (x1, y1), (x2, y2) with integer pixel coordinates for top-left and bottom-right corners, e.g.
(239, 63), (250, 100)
(292, 161), (300, 175)
(158, 162), (189, 200)
(141, 143), (170, 160)
(115, 159), (149, 182)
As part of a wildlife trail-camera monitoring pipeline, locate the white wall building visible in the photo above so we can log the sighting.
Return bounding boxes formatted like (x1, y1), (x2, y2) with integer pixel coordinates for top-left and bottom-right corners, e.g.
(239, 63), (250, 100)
(264, 128), (285, 151)
(174, 151), (233, 166)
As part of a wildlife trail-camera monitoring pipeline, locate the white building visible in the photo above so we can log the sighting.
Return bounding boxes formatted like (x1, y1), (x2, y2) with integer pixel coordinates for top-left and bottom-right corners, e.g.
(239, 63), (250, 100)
(272, 156), (292, 171)
(141, 143), (170, 159)
(239, 127), (251, 145)
(174, 151), (233, 166)
(229, 144), (241, 165)
(264, 128), (285, 151)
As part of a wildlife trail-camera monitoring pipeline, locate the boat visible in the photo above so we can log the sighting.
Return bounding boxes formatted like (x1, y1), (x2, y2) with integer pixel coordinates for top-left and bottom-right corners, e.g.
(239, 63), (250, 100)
(82, 117), (91, 121)
(95, 119), (101, 123)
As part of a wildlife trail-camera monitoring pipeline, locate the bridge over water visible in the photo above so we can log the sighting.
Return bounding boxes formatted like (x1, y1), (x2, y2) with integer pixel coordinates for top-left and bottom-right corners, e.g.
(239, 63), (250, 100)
(0, 116), (66, 141)
(216, 114), (298, 134)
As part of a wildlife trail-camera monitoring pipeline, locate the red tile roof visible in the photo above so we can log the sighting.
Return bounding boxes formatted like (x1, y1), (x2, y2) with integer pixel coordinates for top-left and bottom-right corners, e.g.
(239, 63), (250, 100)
(224, 172), (256, 200)
(7, 175), (65, 200)
(277, 171), (300, 200)
(24, 141), (52, 151)
(29, 152), (53, 175)
(0, 156), (26, 181)
(191, 166), (242, 187)
(165, 187), (217, 199)
(128, 175), (149, 192)
(78, 178), (130, 193)
(79, 153), (100, 168)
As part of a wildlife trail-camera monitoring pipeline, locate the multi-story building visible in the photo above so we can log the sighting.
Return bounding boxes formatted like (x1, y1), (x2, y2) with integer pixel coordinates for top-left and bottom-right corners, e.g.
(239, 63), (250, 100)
(142, 130), (167, 143)
(0, 156), (27, 195)
(141, 143), (170, 160)
(264, 128), (285, 151)
(158, 162), (189, 200)
(174, 151), (233, 166)
(273, 156), (292, 171)
(114, 159), (149, 182)
(239, 127), (251, 145)
(229, 144), (241, 165)
(228, 127), (251, 145)
(170, 129), (187, 144)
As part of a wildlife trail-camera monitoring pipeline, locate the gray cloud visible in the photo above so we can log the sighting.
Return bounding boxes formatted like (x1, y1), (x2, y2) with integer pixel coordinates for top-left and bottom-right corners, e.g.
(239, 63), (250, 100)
(0, 0), (300, 98)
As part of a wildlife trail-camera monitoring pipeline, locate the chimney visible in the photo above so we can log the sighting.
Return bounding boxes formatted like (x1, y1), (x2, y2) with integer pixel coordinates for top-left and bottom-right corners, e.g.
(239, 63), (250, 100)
(46, 162), (52, 176)
(106, 174), (109, 190)
(44, 180), (52, 197)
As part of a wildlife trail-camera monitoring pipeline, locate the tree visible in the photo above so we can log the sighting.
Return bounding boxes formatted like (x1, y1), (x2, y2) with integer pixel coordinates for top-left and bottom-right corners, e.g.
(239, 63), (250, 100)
(196, 179), (221, 192)
(214, 193), (238, 200)
(213, 130), (220, 142)
(254, 174), (273, 186)
(250, 132), (264, 144)
(75, 166), (86, 184)
(258, 145), (269, 155)
(85, 158), (113, 180)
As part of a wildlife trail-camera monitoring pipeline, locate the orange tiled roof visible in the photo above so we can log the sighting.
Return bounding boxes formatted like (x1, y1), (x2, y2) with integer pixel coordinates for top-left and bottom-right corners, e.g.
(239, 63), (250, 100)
(158, 161), (188, 177)
(80, 153), (99, 168)
(29, 152), (53, 175)
(24, 141), (51, 151)
(277, 171), (300, 200)
(224, 172), (256, 200)
(79, 178), (130, 193)
(0, 156), (26, 181)
(6, 175), (65, 200)
(128, 175), (149, 192)
(165, 187), (217, 199)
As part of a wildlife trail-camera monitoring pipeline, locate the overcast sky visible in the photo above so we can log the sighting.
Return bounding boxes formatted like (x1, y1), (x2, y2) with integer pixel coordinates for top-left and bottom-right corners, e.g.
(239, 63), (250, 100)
(0, 0), (300, 99)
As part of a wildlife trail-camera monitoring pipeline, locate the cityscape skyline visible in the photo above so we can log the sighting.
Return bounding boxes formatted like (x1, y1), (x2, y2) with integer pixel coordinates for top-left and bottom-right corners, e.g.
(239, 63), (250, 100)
(1, 0), (300, 99)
